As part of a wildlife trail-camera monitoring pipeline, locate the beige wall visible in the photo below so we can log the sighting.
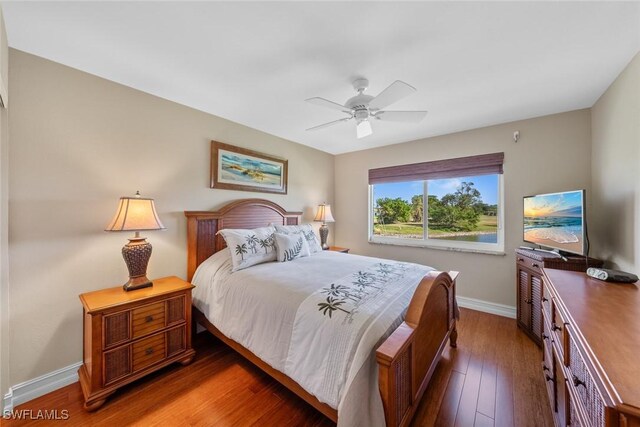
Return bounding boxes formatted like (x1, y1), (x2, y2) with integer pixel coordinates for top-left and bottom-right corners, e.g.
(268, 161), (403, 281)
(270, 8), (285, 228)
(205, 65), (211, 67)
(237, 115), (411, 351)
(335, 110), (592, 307)
(591, 53), (640, 273)
(0, 7), (9, 410)
(7, 49), (334, 385)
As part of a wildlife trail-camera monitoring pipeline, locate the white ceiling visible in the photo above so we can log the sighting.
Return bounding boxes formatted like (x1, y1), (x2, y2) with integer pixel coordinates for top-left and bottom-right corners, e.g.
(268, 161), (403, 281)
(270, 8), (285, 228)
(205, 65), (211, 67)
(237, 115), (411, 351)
(3, 2), (639, 154)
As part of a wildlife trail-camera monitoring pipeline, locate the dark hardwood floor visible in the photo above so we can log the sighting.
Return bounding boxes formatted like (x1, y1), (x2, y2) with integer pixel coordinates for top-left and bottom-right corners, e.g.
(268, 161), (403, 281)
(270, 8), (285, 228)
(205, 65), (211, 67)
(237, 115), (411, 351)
(3, 308), (553, 426)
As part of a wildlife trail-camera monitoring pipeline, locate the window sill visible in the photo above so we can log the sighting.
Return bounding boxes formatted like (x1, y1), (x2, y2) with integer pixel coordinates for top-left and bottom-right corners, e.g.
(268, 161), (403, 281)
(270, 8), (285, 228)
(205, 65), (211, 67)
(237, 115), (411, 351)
(368, 238), (506, 256)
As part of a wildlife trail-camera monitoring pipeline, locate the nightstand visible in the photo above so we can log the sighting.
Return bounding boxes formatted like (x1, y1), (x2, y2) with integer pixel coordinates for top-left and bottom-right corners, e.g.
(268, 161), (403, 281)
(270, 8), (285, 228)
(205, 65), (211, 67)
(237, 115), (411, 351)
(326, 246), (349, 253)
(78, 276), (195, 411)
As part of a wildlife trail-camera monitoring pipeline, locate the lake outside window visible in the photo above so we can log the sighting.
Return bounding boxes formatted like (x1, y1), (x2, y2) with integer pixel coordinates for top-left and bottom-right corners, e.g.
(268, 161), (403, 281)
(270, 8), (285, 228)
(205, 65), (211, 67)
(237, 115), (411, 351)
(368, 153), (504, 253)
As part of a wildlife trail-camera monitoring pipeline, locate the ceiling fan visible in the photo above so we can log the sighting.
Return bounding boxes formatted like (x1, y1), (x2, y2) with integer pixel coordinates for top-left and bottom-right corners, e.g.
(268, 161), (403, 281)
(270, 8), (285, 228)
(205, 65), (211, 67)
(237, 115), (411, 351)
(305, 78), (427, 139)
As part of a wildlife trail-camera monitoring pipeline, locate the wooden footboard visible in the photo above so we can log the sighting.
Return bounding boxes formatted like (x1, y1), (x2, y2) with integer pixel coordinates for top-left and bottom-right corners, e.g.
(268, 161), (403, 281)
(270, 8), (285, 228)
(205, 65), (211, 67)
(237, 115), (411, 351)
(376, 271), (458, 427)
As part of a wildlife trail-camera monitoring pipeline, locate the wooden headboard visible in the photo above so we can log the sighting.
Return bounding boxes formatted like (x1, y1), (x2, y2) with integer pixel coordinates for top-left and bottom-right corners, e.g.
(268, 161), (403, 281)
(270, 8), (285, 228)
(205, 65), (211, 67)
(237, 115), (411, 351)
(184, 199), (302, 281)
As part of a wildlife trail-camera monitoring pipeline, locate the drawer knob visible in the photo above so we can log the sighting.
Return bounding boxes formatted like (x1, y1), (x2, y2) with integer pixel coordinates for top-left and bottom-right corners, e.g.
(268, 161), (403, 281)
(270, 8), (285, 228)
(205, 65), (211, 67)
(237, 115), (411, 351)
(543, 364), (549, 372)
(145, 315), (154, 323)
(532, 263), (540, 268)
(518, 258), (524, 262)
(552, 324), (562, 332)
(145, 347), (154, 356)
(545, 374), (555, 383)
(572, 375), (586, 388)
(542, 334), (549, 340)
(542, 297), (548, 302)
(524, 299), (532, 304)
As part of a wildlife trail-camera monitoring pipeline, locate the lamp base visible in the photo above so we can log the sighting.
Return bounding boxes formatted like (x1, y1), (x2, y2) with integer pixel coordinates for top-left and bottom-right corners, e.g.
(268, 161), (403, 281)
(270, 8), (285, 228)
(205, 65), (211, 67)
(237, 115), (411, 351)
(319, 224), (330, 250)
(123, 276), (153, 291)
(122, 237), (153, 292)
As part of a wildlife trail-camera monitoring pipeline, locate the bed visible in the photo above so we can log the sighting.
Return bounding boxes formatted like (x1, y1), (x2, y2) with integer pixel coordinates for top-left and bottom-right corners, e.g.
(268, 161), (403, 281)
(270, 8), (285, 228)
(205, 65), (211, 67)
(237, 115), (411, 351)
(184, 199), (458, 427)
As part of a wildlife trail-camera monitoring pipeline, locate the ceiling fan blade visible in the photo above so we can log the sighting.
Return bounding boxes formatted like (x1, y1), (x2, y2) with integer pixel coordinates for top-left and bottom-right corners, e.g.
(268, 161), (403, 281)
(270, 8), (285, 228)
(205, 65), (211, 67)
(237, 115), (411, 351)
(305, 97), (353, 115)
(306, 117), (352, 131)
(356, 120), (372, 139)
(374, 111), (428, 123)
(369, 80), (417, 111)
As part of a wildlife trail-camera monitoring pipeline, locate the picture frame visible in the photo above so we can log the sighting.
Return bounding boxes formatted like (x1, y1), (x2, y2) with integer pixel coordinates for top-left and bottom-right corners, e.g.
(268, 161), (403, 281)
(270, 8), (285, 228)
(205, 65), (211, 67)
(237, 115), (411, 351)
(211, 141), (288, 194)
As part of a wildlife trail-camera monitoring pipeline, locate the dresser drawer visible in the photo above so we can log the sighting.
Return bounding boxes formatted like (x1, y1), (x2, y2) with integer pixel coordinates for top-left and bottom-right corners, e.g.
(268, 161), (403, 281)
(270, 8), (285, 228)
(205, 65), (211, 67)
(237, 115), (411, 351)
(132, 301), (166, 339)
(567, 332), (606, 427)
(542, 310), (554, 364)
(516, 255), (543, 274)
(132, 332), (166, 372)
(551, 300), (567, 361)
(542, 281), (552, 321)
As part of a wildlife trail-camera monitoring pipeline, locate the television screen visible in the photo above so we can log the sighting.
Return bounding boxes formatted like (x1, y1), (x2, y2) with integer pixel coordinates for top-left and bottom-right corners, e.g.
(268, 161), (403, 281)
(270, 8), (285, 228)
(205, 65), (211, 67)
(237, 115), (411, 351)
(523, 190), (585, 255)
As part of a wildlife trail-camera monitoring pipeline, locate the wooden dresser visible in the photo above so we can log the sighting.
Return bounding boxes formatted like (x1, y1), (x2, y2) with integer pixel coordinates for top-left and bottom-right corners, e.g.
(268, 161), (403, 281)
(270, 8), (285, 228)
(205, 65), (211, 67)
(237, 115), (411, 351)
(78, 276), (195, 410)
(542, 268), (640, 427)
(516, 249), (602, 346)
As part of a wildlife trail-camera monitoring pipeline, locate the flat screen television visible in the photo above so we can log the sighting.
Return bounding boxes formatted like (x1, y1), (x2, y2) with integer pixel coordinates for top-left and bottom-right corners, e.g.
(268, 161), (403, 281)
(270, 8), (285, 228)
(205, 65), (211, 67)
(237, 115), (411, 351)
(523, 189), (586, 256)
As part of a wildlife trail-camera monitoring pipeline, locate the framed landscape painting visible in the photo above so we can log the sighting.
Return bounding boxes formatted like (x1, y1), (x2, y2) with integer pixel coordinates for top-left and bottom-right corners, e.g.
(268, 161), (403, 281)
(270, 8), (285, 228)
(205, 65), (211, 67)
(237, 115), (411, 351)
(211, 141), (288, 194)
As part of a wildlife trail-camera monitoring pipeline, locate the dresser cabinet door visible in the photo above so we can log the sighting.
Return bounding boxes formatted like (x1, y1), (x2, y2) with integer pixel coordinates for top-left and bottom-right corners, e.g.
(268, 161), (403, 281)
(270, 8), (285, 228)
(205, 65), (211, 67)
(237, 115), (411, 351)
(531, 275), (543, 341)
(517, 267), (532, 331)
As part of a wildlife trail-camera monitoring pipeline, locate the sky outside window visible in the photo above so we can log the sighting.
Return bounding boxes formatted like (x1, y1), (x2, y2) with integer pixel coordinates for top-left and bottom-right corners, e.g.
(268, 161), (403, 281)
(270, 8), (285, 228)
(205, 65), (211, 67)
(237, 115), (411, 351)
(374, 175), (498, 205)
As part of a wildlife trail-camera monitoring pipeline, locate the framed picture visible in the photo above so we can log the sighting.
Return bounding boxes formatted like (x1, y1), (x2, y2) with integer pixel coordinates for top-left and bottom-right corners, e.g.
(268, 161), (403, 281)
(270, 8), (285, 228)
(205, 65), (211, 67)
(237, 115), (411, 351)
(211, 141), (288, 194)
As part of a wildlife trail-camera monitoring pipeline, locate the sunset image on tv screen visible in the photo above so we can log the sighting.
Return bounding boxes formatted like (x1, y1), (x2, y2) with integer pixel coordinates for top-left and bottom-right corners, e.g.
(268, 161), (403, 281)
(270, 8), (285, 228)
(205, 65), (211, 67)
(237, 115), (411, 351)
(523, 190), (584, 254)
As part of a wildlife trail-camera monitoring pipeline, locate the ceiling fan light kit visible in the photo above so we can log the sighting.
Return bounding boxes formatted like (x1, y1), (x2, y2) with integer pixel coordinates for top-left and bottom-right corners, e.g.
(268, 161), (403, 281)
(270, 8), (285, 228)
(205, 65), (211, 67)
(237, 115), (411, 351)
(306, 78), (427, 139)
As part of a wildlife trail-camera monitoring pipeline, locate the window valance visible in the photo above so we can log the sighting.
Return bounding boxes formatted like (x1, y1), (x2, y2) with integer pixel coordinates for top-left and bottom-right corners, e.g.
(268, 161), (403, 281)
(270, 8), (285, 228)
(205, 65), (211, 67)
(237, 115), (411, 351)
(368, 152), (504, 184)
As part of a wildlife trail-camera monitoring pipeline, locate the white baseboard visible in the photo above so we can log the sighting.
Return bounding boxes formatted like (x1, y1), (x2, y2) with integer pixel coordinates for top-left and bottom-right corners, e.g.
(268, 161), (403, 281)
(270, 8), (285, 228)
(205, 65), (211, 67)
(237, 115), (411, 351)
(2, 361), (81, 414)
(2, 388), (12, 414)
(457, 296), (516, 319)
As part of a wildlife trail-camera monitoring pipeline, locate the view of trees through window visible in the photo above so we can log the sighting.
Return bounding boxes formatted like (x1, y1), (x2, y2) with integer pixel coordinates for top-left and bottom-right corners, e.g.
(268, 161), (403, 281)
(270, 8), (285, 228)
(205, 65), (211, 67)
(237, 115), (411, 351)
(372, 175), (499, 244)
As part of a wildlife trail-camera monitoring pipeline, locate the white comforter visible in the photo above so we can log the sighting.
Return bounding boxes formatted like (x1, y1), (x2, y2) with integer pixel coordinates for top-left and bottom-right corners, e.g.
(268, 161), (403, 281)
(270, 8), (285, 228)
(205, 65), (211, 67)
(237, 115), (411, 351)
(192, 250), (434, 427)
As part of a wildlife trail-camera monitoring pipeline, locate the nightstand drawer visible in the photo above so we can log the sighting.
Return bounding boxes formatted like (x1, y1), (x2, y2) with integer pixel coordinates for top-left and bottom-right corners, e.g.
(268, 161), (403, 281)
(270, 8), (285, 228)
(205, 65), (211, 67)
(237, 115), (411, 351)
(132, 332), (165, 372)
(132, 301), (166, 339)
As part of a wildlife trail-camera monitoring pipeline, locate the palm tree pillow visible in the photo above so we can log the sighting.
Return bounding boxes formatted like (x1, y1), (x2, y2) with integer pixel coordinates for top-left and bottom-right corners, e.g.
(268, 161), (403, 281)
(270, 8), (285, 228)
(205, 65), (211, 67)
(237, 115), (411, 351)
(217, 226), (277, 272)
(273, 232), (311, 262)
(273, 224), (323, 254)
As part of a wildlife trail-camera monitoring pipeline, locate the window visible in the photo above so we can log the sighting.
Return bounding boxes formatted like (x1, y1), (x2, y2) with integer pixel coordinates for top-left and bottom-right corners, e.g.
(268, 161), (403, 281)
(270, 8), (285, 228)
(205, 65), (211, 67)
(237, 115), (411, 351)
(369, 153), (504, 253)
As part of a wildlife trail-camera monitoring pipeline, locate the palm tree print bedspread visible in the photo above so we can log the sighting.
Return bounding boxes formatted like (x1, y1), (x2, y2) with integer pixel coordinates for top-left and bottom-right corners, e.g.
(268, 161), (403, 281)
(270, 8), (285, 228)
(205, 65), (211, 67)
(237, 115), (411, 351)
(284, 260), (434, 409)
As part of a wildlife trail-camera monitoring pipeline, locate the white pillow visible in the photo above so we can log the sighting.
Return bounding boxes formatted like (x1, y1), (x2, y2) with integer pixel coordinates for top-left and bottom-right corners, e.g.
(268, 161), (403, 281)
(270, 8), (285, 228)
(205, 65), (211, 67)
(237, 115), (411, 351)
(274, 224), (323, 254)
(217, 226), (276, 272)
(273, 232), (311, 262)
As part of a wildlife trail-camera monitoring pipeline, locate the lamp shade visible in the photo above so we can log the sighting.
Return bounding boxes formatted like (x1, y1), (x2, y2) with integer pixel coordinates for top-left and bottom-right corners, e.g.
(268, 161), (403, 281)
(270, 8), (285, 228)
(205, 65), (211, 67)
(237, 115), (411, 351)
(105, 192), (165, 232)
(313, 204), (335, 223)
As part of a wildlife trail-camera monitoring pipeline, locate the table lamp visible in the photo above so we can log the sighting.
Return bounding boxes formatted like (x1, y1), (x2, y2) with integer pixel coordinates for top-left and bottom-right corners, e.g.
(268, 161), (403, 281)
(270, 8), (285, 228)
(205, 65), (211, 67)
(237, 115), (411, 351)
(313, 203), (335, 250)
(105, 191), (166, 291)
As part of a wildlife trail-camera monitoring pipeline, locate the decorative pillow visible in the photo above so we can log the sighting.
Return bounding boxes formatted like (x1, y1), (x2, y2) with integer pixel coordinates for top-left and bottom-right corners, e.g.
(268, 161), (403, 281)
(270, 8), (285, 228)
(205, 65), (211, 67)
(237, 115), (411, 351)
(217, 226), (276, 272)
(274, 224), (323, 254)
(273, 232), (311, 262)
